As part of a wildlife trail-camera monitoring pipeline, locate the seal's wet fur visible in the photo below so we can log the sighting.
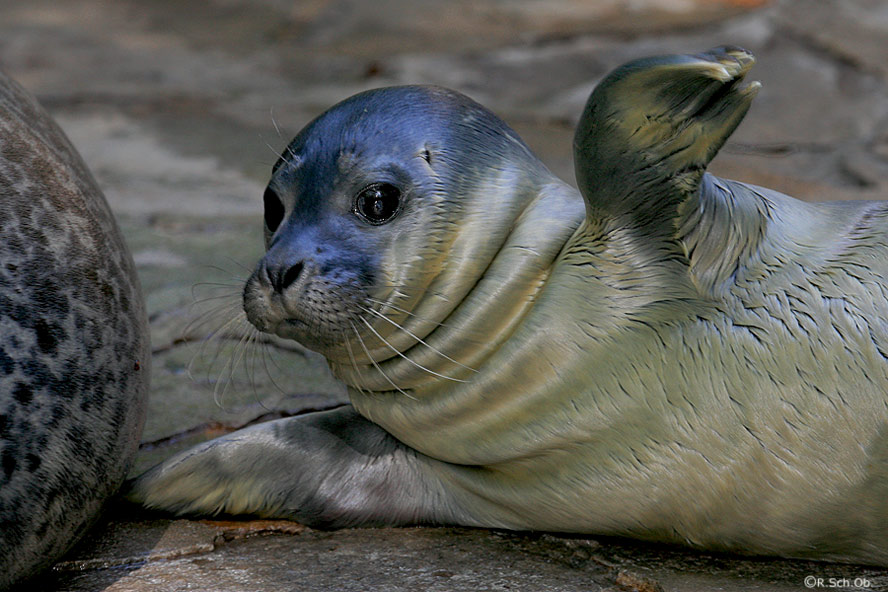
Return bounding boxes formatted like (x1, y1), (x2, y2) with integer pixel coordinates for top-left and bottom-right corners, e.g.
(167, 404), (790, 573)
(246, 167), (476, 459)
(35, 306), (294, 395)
(133, 48), (888, 566)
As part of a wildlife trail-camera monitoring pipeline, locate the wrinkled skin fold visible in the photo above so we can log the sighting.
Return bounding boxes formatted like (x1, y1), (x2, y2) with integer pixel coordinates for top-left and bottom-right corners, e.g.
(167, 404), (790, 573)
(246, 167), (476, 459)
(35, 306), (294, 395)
(132, 47), (888, 566)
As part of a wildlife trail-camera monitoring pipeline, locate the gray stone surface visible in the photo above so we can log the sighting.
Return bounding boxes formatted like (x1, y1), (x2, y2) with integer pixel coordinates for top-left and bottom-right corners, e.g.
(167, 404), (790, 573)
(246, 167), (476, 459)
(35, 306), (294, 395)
(35, 519), (888, 591)
(3, 0), (888, 590)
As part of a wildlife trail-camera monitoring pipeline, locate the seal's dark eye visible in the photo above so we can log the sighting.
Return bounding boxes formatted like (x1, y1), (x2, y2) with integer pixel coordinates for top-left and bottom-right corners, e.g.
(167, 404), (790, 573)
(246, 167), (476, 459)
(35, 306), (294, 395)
(264, 186), (285, 232)
(354, 183), (401, 225)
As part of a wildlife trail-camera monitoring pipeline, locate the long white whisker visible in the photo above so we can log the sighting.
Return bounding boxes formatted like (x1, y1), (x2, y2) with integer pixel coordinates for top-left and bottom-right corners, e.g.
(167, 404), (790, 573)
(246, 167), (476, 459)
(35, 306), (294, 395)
(374, 283), (453, 302)
(219, 256), (254, 275)
(184, 263), (307, 414)
(366, 297), (445, 325)
(189, 292), (243, 309)
(270, 107), (283, 139)
(192, 280), (243, 290)
(257, 337), (291, 396)
(360, 305), (478, 373)
(190, 287), (241, 303)
(202, 263), (255, 283)
(260, 134), (282, 160)
(271, 108), (302, 163)
(358, 316), (469, 382)
(187, 308), (249, 382)
(285, 145), (300, 163)
(342, 328), (371, 396)
(349, 321), (417, 400)
(184, 304), (245, 344)
(213, 321), (254, 408)
(268, 110), (300, 164)
(244, 325), (274, 412)
(366, 296), (486, 341)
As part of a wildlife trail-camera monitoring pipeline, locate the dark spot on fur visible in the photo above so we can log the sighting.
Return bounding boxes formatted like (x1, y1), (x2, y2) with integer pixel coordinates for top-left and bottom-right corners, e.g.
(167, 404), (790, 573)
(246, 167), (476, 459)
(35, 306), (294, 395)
(93, 381), (108, 407)
(34, 318), (60, 354)
(37, 289), (70, 318)
(50, 404), (67, 428)
(1, 494), (21, 520)
(80, 391), (93, 413)
(12, 383), (33, 406)
(43, 485), (60, 508)
(0, 294), (15, 318)
(119, 289), (131, 314)
(100, 281), (115, 301)
(29, 246), (56, 276)
(0, 348), (13, 375)
(2, 447), (17, 479)
(34, 518), (50, 539)
(26, 453), (41, 472)
(5, 233), (24, 253)
(20, 359), (50, 383)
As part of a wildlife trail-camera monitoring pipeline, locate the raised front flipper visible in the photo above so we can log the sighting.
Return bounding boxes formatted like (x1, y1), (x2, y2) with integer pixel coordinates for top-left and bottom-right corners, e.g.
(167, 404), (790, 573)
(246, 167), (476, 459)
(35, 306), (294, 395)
(573, 46), (760, 228)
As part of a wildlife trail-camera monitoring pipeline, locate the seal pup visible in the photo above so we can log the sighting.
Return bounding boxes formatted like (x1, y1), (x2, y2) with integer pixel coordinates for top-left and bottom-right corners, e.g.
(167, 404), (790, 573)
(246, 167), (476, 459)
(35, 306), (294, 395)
(132, 47), (888, 566)
(0, 71), (150, 589)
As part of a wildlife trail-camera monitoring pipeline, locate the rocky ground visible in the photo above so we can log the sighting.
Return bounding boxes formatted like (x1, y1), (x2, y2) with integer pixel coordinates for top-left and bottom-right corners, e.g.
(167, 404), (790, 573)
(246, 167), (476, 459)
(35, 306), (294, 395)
(3, 0), (888, 590)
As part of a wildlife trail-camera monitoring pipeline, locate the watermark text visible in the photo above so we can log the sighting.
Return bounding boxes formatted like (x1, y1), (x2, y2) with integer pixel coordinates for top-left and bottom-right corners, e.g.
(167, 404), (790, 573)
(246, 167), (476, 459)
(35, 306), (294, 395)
(804, 575), (873, 589)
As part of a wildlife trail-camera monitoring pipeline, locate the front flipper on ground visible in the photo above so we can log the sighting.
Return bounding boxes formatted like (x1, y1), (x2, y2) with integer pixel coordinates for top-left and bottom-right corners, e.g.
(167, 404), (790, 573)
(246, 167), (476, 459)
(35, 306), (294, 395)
(129, 406), (506, 529)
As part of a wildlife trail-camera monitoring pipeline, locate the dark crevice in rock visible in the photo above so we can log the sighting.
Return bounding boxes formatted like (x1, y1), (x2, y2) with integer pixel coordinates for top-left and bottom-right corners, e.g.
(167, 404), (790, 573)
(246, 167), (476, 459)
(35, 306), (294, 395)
(150, 332), (308, 356)
(723, 141), (834, 157)
(53, 542), (217, 573)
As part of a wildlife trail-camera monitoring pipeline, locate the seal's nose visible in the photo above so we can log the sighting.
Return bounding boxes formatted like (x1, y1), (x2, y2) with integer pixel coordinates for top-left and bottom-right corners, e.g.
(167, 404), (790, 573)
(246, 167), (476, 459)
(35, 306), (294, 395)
(264, 260), (304, 293)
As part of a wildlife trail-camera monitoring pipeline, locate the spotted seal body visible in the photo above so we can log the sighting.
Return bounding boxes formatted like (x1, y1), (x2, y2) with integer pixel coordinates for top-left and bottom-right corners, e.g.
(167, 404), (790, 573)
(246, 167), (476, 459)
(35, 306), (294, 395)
(0, 71), (150, 588)
(133, 48), (888, 565)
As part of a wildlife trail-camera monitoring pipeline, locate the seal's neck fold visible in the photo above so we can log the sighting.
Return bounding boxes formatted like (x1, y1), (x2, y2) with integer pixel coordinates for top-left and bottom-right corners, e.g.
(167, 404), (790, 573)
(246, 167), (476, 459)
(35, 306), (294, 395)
(332, 171), (584, 395)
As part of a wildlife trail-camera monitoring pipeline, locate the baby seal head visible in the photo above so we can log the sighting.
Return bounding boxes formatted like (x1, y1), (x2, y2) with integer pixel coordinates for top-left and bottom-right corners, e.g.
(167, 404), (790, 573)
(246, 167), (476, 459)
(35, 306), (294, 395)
(243, 85), (545, 365)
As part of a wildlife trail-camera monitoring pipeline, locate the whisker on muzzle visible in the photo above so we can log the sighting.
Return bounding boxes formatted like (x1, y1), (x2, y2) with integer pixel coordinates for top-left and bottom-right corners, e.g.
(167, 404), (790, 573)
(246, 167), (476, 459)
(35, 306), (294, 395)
(358, 306), (475, 379)
(349, 320), (417, 400)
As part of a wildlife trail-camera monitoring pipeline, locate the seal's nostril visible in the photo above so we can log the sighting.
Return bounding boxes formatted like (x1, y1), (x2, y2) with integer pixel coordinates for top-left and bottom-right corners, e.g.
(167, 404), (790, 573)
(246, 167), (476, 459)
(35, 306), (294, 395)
(266, 260), (304, 293)
(280, 261), (304, 291)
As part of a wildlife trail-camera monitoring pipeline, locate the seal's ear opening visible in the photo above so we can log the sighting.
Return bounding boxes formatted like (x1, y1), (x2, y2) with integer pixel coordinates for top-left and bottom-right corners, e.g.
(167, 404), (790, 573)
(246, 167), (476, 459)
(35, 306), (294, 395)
(573, 46), (760, 229)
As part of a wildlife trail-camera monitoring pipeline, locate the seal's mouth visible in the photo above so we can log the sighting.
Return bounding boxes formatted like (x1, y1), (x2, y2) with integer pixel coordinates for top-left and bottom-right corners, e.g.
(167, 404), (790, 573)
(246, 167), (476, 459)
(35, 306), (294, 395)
(258, 306), (352, 343)
(242, 267), (375, 355)
(259, 314), (352, 351)
(269, 318), (311, 343)
(277, 317), (310, 335)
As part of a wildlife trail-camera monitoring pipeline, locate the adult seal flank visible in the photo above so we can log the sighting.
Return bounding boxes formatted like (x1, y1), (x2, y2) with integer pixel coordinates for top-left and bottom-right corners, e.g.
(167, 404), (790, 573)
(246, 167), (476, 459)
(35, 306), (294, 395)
(0, 70), (150, 589)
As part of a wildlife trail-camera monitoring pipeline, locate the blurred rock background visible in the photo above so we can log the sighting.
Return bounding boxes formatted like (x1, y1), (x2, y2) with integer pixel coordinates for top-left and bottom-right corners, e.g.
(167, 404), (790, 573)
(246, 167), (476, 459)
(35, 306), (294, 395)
(2, 0), (888, 590)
